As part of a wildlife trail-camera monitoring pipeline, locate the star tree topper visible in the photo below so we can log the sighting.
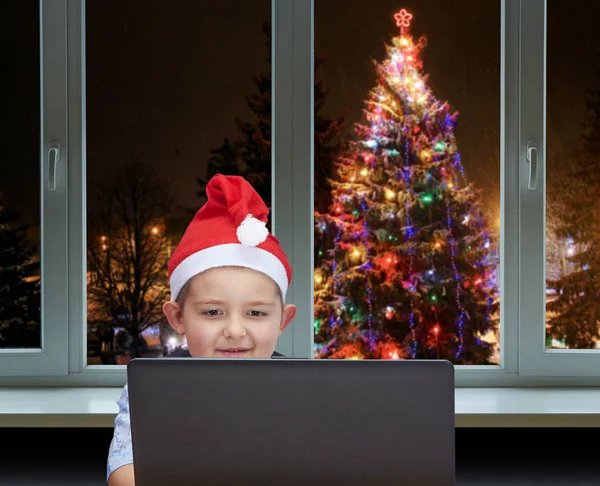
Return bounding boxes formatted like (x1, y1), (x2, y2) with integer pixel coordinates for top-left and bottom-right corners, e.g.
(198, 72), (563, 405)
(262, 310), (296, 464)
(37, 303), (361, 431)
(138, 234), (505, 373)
(394, 8), (413, 34)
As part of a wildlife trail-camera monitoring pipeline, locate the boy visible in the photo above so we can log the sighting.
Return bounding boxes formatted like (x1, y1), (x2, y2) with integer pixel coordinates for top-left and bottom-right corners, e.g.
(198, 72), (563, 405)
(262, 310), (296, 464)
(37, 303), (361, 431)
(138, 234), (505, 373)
(106, 174), (297, 486)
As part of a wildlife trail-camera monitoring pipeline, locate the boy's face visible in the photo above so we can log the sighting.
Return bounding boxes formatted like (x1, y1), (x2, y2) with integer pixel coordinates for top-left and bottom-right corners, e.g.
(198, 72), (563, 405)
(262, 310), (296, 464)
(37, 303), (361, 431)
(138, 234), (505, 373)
(163, 267), (296, 358)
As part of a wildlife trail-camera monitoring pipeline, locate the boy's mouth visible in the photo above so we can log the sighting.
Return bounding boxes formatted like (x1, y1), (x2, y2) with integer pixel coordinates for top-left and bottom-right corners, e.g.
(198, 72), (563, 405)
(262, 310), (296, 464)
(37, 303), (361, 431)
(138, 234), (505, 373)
(217, 348), (251, 357)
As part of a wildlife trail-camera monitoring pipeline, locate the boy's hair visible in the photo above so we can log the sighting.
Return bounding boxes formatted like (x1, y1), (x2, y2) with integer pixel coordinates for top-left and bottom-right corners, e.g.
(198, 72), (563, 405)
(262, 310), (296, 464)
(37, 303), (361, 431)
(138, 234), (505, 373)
(175, 280), (192, 306)
(175, 266), (284, 309)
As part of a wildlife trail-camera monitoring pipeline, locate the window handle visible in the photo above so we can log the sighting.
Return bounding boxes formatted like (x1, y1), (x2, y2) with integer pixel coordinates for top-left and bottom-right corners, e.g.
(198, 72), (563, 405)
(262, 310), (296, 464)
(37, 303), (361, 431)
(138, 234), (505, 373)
(48, 141), (61, 191)
(526, 140), (538, 191)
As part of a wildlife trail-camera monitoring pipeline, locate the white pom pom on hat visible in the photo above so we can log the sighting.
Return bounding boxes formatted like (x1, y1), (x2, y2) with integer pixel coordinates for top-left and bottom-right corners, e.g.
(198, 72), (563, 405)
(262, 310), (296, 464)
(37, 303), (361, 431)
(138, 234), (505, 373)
(236, 214), (269, 247)
(167, 175), (292, 302)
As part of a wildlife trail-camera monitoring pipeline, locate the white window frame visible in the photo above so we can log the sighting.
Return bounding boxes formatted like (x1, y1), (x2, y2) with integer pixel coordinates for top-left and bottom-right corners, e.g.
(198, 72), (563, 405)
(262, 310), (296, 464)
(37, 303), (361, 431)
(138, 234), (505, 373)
(276, 0), (533, 386)
(3, 0), (599, 386)
(272, 0), (314, 359)
(279, 0), (600, 385)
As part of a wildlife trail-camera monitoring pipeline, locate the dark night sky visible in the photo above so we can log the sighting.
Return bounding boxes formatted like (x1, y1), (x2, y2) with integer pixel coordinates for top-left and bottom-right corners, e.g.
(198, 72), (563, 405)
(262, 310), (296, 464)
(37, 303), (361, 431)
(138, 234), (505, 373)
(2, 0), (600, 233)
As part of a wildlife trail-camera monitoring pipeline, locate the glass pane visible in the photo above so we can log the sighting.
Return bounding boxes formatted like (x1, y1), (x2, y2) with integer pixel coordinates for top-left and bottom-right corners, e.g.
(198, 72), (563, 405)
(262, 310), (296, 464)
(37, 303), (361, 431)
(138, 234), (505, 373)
(546, 1), (600, 350)
(314, 1), (501, 364)
(86, 1), (271, 364)
(0, 1), (41, 349)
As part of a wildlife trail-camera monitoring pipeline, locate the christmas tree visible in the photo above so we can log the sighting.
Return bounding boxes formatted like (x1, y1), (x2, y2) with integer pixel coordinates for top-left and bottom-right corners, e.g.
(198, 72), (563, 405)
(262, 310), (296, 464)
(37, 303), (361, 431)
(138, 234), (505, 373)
(314, 9), (498, 365)
(546, 64), (600, 349)
(0, 198), (40, 348)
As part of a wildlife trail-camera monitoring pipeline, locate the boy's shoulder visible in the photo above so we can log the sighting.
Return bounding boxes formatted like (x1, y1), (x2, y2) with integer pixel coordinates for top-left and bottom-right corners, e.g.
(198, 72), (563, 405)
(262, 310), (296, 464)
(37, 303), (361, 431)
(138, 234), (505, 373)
(164, 348), (285, 358)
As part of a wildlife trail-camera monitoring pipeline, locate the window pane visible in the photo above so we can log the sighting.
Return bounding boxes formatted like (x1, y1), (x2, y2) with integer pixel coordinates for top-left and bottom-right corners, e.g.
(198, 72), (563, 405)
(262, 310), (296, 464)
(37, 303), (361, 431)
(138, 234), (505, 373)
(86, 1), (271, 364)
(546, 1), (600, 350)
(314, 1), (501, 364)
(0, 1), (41, 349)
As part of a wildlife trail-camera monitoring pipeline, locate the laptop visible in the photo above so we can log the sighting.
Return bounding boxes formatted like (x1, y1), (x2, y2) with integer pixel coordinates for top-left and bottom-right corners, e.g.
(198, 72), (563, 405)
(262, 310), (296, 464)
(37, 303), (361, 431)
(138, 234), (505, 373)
(127, 358), (455, 486)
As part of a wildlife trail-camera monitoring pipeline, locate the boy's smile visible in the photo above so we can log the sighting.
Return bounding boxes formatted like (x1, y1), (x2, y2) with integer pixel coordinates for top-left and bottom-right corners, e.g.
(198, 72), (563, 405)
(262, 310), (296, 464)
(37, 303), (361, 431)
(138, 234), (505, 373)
(216, 347), (252, 357)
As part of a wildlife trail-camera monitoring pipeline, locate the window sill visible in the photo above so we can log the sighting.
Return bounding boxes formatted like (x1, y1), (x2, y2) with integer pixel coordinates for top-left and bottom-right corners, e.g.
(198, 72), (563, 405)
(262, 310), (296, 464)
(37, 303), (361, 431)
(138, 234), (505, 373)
(1, 387), (600, 427)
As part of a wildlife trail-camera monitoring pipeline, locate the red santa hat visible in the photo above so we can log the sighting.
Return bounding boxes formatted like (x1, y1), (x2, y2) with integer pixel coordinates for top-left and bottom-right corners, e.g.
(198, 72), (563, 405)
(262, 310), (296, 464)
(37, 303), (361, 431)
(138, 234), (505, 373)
(168, 174), (292, 302)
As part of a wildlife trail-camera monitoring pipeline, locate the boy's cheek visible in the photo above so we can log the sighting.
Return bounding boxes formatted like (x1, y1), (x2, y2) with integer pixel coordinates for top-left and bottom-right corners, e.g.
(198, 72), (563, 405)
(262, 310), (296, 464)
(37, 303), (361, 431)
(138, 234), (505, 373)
(183, 324), (208, 340)
(258, 330), (280, 352)
(185, 325), (222, 347)
(185, 334), (214, 357)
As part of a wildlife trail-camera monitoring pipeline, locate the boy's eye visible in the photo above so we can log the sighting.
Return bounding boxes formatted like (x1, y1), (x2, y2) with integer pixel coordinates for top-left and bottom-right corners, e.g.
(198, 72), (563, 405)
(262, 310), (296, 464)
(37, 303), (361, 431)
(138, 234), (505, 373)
(248, 310), (267, 317)
(203, 309), (222, 317)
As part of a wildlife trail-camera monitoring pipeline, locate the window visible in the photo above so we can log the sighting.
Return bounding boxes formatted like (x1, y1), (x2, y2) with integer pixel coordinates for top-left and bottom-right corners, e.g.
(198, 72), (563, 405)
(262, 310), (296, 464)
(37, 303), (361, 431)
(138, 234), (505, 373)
(85, 0), (271, 365)
(0, 0), (69, 377)
(519, 0), (600, 376)
(0, 1), (41, 350)
(313, 1), (501, 365)
(545, 1), (600, 352)
(4, 0), (600, 385)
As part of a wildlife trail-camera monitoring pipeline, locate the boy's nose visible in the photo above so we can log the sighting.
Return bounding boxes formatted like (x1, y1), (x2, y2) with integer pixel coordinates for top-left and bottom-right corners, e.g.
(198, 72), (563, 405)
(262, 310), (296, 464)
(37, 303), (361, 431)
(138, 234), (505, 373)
(223, 317), (247, 338)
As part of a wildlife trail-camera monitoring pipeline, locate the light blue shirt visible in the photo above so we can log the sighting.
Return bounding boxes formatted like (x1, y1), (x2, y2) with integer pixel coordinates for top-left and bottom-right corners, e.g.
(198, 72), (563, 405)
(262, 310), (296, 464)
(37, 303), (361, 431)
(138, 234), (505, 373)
(106, 384), (133, 481)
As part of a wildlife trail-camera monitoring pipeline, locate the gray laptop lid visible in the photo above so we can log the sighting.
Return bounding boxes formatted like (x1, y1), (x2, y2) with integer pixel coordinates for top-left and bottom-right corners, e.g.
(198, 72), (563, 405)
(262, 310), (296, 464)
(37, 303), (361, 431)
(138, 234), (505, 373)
(127, 358), (455, 486)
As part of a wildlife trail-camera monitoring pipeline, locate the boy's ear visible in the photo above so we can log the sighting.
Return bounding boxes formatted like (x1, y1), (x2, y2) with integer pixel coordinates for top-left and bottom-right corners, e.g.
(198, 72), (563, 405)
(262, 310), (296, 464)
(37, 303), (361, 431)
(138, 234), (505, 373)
(279, 304), (297, 336)
(163, 301), (185, 335)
